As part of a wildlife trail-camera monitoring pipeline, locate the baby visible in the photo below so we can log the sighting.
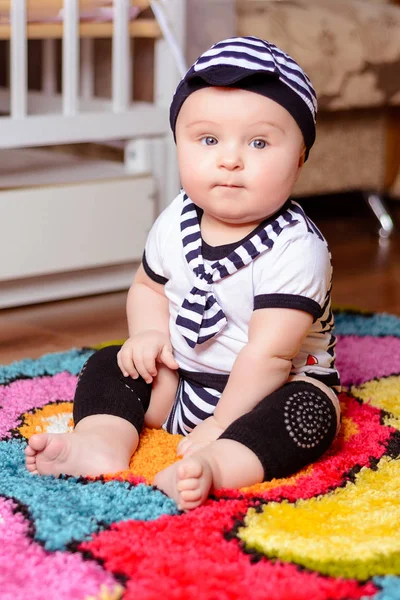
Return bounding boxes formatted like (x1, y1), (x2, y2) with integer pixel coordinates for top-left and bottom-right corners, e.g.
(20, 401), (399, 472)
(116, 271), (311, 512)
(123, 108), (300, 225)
(26, 37), (341, 510)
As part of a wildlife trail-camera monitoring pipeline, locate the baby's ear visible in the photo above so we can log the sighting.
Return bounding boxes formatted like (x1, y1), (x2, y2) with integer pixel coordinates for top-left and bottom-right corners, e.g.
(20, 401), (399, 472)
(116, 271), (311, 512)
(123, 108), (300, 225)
(293, 147), (306, 184)
(298, 146), (306, 168)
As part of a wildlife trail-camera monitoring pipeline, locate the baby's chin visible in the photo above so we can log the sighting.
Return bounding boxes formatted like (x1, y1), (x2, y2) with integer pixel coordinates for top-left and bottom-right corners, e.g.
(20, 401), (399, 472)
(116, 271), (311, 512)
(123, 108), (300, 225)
(206, 203), (279, 224)
(205, 210), (266, 227)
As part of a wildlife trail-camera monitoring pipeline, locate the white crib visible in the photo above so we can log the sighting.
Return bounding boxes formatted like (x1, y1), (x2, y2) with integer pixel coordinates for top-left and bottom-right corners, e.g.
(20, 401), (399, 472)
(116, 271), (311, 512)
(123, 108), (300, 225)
(0, 0), (186, 308)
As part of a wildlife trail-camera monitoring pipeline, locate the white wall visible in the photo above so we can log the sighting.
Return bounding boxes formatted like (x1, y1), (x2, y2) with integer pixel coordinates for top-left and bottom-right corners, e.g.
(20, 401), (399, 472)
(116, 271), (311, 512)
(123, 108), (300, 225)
(186, 0), (236, 64)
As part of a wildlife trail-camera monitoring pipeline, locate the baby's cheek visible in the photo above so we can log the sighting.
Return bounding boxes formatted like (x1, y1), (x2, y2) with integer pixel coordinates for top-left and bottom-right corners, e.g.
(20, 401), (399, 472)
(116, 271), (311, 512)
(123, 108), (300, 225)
(180, 153), (202, 179)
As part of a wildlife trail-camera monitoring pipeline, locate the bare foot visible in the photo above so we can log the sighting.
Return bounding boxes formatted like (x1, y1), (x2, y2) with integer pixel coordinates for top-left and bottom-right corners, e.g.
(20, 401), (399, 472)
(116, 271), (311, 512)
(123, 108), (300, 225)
(153, 455), (214, 510)
(25, 432), (131, 477)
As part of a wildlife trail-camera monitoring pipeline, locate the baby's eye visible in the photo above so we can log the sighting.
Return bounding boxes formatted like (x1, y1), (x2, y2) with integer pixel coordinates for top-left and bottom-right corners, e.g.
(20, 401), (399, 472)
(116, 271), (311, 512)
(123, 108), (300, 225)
(250, 139), (267, 149)
(200, 136), (218, 146)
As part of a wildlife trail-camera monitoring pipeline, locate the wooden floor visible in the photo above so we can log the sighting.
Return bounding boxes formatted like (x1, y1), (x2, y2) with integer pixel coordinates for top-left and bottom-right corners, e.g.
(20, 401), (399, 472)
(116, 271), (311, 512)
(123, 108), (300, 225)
(1, 195), (399, 365)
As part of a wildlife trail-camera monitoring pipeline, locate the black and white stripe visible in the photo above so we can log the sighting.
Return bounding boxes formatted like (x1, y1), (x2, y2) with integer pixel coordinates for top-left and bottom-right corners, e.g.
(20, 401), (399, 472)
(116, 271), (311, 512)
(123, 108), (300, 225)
(164, 378), (221, 435)
(175, 191), (300, 348)
(193, 36), (317, 123)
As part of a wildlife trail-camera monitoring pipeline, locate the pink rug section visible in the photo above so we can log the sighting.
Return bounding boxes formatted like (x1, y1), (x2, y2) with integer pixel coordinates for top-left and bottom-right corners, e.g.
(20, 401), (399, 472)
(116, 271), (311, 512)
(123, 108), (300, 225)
(0, 373), (77, 439)
(0, 497), (118, 600)
(335, 335), (400, 387)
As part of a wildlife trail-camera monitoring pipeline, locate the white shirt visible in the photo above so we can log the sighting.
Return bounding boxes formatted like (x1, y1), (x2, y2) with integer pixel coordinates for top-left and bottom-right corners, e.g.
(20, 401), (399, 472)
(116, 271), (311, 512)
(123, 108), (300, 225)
(143, 191), (340, 390)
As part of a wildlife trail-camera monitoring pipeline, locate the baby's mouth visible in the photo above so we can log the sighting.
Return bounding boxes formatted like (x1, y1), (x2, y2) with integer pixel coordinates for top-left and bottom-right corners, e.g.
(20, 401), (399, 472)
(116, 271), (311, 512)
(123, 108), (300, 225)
(216, 184), (243, 189)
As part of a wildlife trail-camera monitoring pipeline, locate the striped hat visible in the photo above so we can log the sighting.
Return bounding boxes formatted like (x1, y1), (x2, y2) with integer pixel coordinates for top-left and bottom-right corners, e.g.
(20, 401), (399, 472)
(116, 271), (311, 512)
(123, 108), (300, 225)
(170, 36), (317, 159)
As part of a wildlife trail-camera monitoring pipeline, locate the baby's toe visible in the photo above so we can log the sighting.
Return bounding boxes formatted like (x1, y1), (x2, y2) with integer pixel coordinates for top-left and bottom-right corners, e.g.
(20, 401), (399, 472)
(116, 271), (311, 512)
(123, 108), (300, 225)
(26, 463), (38, 474)
(177, 477), (200, 492)
(179, 499), (202, 511)
(24, 445), (37, 457)
(180, 488), (202, 503)
(177, 458), (203, 481)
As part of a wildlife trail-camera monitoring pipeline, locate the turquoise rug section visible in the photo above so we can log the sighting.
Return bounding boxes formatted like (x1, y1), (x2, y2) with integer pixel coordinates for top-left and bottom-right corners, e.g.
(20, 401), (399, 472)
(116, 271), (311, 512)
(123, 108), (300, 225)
(334, 311), (400, 337)
(371, 577), (400, 600)
(0, 348), (94, 385)
(0, 439), (178, 551)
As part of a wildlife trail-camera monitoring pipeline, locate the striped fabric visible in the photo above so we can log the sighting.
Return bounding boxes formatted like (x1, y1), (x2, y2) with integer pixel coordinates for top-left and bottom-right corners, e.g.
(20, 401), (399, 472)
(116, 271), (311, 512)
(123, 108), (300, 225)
(164, 378), (221, 435)
(175, 192), (300, 348)
(193, 36), (317, 123)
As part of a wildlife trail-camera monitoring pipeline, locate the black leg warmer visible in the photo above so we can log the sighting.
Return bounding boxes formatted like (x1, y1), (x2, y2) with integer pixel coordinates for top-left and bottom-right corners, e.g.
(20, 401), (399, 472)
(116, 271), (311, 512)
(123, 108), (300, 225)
(73, 345), (152, 433)
(219, 380), (338, 480)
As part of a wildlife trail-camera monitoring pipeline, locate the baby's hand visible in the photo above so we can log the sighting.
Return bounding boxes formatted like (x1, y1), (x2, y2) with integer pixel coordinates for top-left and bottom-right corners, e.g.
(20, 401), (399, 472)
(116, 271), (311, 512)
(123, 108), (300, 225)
(117, 331), (179, 384)
(177, 416), (225, 457)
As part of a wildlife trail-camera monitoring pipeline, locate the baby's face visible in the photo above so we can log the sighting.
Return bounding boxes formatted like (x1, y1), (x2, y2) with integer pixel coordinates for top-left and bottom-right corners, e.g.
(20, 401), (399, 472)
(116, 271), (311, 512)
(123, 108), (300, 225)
(175, 87), (305, 226)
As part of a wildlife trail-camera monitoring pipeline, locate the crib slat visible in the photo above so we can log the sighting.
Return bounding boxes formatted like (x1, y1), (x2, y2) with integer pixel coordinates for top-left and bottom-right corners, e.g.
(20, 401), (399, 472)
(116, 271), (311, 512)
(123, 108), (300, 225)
(10, 0), (27, 118)
(42, 39), (57, 95)
(81, 38), (94, 99)
(112, 0), (132, 113)
(62, 0), (79, 115)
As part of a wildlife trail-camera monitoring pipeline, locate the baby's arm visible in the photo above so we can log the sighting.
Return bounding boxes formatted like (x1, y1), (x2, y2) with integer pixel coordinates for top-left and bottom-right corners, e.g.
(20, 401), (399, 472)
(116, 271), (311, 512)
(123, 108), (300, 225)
(213, 307), (313, 428)
(119, 264), (179, 427)
(126, 263), (171, 354)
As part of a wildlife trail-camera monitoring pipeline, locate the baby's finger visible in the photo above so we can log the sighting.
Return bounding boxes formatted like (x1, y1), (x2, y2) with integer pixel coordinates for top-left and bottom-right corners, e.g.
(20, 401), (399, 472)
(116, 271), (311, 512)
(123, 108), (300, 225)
(132, 352), (153, 384)
(124, 359), (140, 379)
(159, 346), (179, 370)
(117, 350), (129, 377)
(142, 351), (158, 379)
(118, 348), (138, 379)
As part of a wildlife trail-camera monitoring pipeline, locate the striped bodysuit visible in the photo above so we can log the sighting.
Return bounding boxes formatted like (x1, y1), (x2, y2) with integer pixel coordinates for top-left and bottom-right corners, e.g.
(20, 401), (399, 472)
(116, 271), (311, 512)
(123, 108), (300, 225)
(142, 190), (340, 436)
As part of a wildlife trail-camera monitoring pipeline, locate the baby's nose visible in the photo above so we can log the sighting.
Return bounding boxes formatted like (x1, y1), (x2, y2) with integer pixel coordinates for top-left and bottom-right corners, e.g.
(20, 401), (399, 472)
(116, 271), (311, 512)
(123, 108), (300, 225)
(218, 148), (244, 170)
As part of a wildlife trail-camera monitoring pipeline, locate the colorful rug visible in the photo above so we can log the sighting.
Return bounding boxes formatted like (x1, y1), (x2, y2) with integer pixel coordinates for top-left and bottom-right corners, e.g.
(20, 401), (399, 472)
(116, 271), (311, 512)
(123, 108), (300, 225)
(1, 309), (400, 600)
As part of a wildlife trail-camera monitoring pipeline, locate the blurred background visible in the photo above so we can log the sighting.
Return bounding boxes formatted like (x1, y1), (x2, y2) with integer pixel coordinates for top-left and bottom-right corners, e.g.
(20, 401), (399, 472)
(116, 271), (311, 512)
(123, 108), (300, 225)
(0, 0), (399, 363)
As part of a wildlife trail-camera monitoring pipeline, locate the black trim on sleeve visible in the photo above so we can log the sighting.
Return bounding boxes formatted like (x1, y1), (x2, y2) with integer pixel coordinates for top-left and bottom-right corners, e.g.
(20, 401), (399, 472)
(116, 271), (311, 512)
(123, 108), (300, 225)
(142, 250), (168, 285)
(304, 371), (341, 387)
(254, 293), (322, 320)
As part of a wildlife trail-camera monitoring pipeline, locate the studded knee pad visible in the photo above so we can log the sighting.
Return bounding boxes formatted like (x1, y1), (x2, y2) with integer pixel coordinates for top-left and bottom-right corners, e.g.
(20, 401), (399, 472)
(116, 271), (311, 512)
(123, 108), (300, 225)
(219, 381), (339, 480)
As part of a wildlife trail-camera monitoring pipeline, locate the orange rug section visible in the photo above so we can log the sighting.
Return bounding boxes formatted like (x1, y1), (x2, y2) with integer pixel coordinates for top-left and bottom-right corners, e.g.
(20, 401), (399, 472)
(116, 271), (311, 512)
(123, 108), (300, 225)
(128, 427), (183, 484)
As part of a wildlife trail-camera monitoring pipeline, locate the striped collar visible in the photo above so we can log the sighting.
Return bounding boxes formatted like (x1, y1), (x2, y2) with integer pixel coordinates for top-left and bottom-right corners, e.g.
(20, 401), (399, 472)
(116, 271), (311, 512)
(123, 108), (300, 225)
(175, 191), (301, 348)
(194, 198), (295, 260)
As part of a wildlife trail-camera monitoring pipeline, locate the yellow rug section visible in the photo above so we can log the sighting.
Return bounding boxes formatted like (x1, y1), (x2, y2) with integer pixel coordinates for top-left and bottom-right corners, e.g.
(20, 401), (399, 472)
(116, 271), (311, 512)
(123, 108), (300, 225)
(238, 455), (400, 580)
(351, 375), (400, 430)
(84, 585), (125, 600)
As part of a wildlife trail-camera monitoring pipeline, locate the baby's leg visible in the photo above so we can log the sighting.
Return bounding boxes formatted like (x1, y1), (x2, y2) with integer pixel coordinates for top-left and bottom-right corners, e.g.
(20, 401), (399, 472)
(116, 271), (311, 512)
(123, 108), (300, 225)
(154, 439), (263, 510)
(25, 414), (140, 477)
(25, 346), (151, 477)
(144, 364), (179, 429)
(154, 381), (339, 510)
